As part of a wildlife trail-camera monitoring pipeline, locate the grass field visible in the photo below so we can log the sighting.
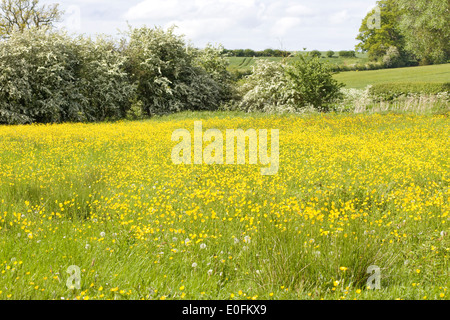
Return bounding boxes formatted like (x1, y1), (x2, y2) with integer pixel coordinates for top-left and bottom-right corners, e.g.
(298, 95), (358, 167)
(0, 111), (449, 300)
(228, 52), (368, 73)
(334, 64), (450, 89)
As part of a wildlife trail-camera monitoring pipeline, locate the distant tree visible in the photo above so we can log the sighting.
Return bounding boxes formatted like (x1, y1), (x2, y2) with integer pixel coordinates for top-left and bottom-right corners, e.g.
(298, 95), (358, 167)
(0, 0), (62, 39)
(234, 49), (245, 57)
(262, 48), (275, 57)
(355, 0), (404, 61)
(286, 54), (345, 112)
(339, 50), (356, 58)
(382, 46), (405, 68)
(243, 49), (256, 57)
(395, 0), (449, 64)
(326, 50), (335, 58)
(310, 50), (322, 58)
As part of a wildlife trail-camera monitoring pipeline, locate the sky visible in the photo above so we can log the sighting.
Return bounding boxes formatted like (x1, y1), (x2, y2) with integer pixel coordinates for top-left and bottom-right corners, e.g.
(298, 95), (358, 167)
(44, 0), (379, 51)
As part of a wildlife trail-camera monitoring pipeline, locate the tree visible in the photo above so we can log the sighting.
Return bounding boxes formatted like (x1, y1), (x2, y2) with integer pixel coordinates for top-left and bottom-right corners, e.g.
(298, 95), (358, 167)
(339, 50), (356, 58)
(285, 54), (345, 112)
(395, 0), (449, 64)
(0, 0), (62, 38)
(243, 48), (256, 57)
(310, 50), (322, 58)
(326, 50), (335, 58)
(355, 0), (404, 61)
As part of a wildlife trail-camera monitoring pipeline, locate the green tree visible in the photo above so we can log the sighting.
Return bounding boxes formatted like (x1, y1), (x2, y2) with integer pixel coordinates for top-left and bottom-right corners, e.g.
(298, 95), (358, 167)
(0, 0), (62, 38)
(286, 54), (345, 112)
(326, 50), (335, 58)
(355, 0), (404, 61)
(243, 48), (256, 57)
(395, 0), (449, 64)
(310, 50), (322, 58)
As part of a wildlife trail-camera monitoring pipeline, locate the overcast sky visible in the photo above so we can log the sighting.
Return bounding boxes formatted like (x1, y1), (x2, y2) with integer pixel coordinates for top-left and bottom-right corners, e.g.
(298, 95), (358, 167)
(45, 0), (379, 51)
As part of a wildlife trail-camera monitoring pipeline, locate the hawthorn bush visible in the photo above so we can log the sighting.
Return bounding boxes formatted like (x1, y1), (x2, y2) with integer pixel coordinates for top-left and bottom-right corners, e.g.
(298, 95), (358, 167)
(238, 54), (345, 113)
(122, 26), (233, 116)
(0, 28), (135, 124)
(0, 26), (234, 124)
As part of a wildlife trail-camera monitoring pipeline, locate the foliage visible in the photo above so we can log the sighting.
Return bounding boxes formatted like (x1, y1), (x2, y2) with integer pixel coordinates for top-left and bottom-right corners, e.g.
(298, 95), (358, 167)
(192, 43), (235, 103)
(382, 46), (405, 68)
(0, 28), (135, 124)
(338, 50), (356, 58)
(395, 0), (450, 64)
(339, 86), (449, 114)
(285, 54), (345, 112)
(237, 55), (345, 113)
(310, 50), (322, 58)
(0, 0), (62, 39)
(237, 60), (296, 113)
(369, 82), (450, 100)
(355, 0), (404, 61)
(224, 48), (291, 57)
(326, 50), (335, 58)
(122, 26), (231, 116)
(356, 0), (449, 65)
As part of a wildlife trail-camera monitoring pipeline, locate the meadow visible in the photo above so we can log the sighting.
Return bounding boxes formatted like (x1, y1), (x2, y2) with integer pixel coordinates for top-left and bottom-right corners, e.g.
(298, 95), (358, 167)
(334, 64), (450, 89)
(228, 52), (368, 74)
(0, 111), (448, 300)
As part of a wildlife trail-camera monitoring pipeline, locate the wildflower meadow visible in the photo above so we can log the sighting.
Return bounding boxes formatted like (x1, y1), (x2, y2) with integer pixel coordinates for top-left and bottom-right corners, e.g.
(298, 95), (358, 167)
(0, 112), (448, 300)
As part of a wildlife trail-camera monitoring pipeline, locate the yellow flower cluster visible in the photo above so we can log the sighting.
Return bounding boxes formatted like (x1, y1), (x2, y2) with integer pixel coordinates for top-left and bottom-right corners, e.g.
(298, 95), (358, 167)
(0, 113), (448, 300)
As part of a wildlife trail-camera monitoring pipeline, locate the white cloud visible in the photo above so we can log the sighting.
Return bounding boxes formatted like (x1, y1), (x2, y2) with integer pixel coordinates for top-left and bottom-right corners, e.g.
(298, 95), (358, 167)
(165, 18), (233, 40)
(49, 0), (379, 50)
(124, 0), (190, 20)
(330, 10), (349, 24)
(270, 17), (302, 37)
(286, 4), (314, 17)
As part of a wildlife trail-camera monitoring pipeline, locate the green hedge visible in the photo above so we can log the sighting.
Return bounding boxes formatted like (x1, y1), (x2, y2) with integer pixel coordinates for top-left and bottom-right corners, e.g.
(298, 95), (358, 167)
(369, 82), (450, 100)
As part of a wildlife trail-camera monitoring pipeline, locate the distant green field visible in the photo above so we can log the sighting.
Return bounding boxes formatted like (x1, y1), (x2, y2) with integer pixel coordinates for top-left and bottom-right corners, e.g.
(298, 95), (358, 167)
(228, 52), (368, 73)
(334, 64), (450, 89)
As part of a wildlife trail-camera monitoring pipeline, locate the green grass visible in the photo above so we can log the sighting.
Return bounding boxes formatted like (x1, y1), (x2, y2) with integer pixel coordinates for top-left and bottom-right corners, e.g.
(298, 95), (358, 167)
(227, 53), (368, 73)
(0, 111), (449, 300)
(334, 64), (450, 89)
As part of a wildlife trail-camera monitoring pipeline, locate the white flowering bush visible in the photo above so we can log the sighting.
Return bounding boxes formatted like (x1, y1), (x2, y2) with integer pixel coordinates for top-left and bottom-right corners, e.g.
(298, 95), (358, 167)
(0, 28), (135, 124)
(76, 36), (136, 122)
(337, 86), (449, 114)
(237, 56), (345, 113)
(338, 86), (373, 113)
(123, 26), (232, 116)
(237, 59), (297, 113)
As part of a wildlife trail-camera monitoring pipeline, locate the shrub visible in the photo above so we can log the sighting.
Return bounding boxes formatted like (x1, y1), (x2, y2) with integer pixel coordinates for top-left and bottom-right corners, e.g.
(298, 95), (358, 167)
(369, 82), (450, 100)
(0, 28), (135, 124)
(339, 50), (356, 58)
(285, 55), (345, 112)
(122, 26), (231, 116)
(192, 43), (235, 103)
(310, 50), (322, 58)
(326, 50), (335, 58)
(237, 55), (346, 113)
(237, 60), (297, 113)
(382, 46), (405, 68)
(77, 36), (136, 122)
